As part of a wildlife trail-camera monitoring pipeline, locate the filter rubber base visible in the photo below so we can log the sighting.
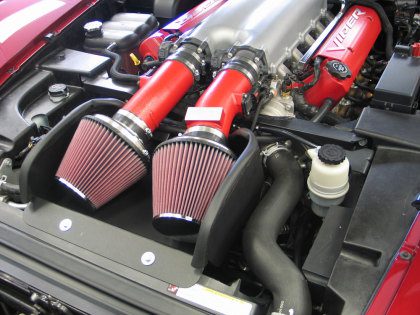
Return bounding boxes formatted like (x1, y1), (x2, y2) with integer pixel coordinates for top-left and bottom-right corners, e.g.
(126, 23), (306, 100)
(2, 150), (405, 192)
(153, 214), (201, 236)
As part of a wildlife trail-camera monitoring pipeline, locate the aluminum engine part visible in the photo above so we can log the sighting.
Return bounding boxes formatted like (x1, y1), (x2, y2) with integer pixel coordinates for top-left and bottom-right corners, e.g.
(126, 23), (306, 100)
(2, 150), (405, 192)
(186, 0), (328, 74)
(260, 94), (295, 117)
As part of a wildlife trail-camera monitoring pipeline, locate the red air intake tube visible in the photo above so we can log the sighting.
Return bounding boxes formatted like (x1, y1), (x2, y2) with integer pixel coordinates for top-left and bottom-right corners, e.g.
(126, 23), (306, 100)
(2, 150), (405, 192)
(56, 59), (194, 209)
(303, 5), (381, 107)
(122, 60), (194, 131)
(186, 69), (252, 137)
(152, 68), (253, 235)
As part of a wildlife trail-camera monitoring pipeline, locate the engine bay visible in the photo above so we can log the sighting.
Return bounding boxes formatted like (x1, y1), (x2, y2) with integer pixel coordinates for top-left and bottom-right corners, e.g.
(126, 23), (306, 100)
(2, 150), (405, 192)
(0, 0), (420, 314)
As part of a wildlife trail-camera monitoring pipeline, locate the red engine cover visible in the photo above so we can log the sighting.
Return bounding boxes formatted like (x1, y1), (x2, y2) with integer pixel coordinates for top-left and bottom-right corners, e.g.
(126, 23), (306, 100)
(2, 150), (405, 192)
(303, 5), (381, 107)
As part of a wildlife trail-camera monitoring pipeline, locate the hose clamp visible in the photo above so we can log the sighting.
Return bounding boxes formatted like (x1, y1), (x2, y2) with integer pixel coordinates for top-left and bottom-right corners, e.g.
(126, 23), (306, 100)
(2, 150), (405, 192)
(261, 143), (289, 168)
(167, 40), (209, 81)
(88, 115), (150, 162)
(222, 46), (267, 85)
(223, 58), (259, 85)
(114, 109), (153, 139)
(185, 126), (226, 143)
(157, 134), (236, 160)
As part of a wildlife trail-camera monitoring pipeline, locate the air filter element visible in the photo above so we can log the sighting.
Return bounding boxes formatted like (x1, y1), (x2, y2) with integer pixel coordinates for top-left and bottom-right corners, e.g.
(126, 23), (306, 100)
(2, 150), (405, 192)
(152, 136), (235, 235)
(56, 115), (149, 209)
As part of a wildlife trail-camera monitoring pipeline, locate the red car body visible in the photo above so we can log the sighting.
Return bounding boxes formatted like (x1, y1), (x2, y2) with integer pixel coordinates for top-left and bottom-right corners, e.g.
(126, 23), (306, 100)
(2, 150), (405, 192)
(0, 0), (98, 86)
(0, 1), (419, 314)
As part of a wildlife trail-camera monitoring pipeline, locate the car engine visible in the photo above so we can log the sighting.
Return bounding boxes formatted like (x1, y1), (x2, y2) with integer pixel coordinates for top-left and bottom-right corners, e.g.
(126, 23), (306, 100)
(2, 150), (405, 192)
(0, 0), (419, 314)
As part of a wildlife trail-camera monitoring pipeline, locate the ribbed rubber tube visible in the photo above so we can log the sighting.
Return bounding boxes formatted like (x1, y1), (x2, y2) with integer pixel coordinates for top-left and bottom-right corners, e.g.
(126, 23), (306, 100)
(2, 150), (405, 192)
(243, 148), (311, 315)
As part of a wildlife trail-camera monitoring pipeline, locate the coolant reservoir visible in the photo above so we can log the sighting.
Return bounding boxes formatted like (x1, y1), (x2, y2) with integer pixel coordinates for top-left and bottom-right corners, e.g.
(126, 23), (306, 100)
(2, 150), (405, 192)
(307, 144), (350, 217)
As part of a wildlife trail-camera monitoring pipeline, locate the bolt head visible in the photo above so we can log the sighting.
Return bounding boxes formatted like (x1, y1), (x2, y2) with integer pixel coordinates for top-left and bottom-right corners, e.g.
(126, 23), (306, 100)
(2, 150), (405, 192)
(141, 251), (155, 266)
(400, 251), (412, 260)
(358, 139), (368, 147)
(59, 219), (72, 232)
(145, 128), (153, 138)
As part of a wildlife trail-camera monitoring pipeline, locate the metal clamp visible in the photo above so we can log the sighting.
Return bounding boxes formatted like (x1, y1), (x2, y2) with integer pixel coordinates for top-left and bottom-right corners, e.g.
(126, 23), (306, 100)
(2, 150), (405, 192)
(115, 109), (153, 139)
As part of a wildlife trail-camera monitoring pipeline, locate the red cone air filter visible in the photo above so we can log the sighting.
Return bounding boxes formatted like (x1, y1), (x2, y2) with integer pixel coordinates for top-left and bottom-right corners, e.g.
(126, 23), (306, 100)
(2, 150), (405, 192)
(152, 136), (235, 235)
(56, 115), (149, 209)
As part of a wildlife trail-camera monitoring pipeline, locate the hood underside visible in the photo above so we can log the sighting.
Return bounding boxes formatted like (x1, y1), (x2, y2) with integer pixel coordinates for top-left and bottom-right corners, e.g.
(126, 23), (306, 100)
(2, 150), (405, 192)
(0, 0), (98, 86)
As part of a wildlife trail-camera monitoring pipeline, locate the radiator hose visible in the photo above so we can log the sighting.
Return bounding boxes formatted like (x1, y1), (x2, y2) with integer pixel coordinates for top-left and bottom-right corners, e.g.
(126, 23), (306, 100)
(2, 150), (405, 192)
(243, 144), (311, 315)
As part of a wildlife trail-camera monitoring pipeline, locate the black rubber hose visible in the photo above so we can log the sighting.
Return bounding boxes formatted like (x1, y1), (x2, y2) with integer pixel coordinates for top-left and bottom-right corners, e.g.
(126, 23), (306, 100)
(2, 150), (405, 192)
(251, 93), (273, 131)
(0, 182), (21, 203)
(349, 0), (394, 60)
(299, 57), (323, 93)
(258, 125), (318, 148)
(141, 60), (162, 71)
(103, 43), (140, 84)
(243, 146), (311, 315)
(311, 98), (334, 123)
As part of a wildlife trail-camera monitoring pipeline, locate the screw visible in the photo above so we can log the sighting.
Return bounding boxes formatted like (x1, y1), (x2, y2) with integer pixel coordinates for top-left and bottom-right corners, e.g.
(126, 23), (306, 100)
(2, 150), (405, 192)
(145, 128), (153, 138)
(141, 252), (155, 266)
(59, 219), (72, 232)
(57, 52), (65, 60)
(358, 139), (368, 147)
(30, 293), (39, 302)
(400, 251), (412, 260)
(254, 57), (260, 63)
(197, 47), (203, 54)
(227, 52), (233, 58)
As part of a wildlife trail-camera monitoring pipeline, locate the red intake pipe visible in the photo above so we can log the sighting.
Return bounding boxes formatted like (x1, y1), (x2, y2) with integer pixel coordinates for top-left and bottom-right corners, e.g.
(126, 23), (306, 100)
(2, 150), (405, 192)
(303, 5), (381, 107)
(123, 60), (194, 131)
(186, 69), (252, 137)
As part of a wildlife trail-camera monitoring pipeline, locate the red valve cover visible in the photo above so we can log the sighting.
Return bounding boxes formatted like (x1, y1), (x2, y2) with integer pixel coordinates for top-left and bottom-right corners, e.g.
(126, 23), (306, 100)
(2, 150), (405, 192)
(304, 5), (381, 107)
